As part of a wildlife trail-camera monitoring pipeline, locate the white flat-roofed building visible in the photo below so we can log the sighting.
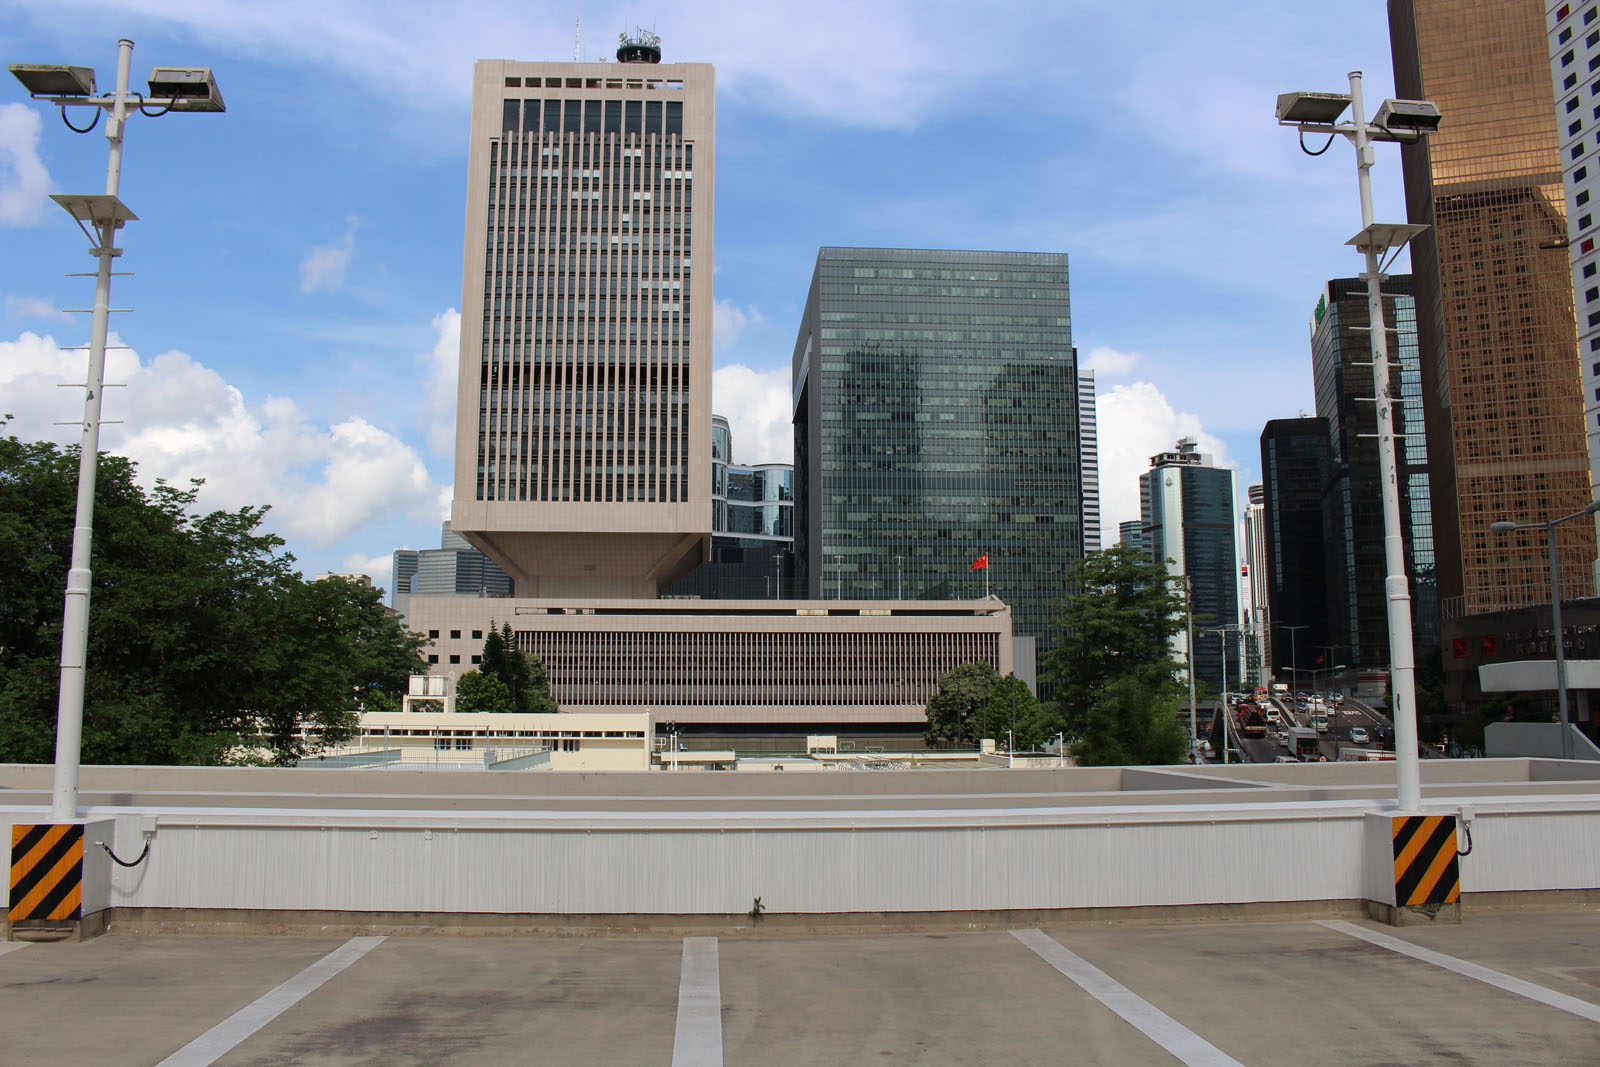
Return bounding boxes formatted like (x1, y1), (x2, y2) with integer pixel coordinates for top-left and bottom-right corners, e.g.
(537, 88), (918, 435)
(340, 710), (653, 771)
(409, 596), (1013, 729)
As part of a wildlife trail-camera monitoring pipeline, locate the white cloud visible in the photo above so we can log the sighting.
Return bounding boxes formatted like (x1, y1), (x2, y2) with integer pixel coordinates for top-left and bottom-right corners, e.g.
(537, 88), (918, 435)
(1084, 345), (1141, 378)
(4, 294), (71, 323)
(299, 215), (360, 293)
(1097, 380), (1235, 546)
(0, 103), (51, 226)
(713, 299), (767, 354)
(0, 330), (442, 549)
(712, 363), (791, 465)
(340, 551), (393, 590)
(419, 308), (460, 455)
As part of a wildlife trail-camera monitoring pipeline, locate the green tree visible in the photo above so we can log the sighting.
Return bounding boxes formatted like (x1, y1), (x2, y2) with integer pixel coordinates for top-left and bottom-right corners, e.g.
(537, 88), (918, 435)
(0, 431), (427, 765)
(479, 622), (556, 713)
(924, 662), (1001, 744)
(1043, 542), (1189, 764)
(984, 673), (1049, 750)
(453, 669), (513, 714)
(1071, 673), (1190, 766)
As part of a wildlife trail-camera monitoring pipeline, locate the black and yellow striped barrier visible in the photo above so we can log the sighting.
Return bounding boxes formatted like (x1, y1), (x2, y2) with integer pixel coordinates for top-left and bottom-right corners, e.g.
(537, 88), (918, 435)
(1392, 814), (1460, 907)
(10, 824), (85, 924)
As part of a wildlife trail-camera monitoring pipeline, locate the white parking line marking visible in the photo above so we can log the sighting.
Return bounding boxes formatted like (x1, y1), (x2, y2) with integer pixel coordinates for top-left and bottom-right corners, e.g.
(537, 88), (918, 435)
(0, 942), (30, 958)
(1318, 919), (1600, 1023)
(154, 935), (385, 1067)
(1011, 929), (1244, 1067)
(673, 936), (722, 1067)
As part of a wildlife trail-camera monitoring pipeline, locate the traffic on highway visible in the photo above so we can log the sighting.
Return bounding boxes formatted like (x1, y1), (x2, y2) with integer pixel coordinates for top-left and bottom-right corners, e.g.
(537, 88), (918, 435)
(1198, 688), (1398, 765)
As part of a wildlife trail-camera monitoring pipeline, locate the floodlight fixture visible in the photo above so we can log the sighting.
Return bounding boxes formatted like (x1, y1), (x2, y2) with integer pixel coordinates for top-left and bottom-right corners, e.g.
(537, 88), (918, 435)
(1275, 90), (1351, 125)
(147, 67), (225, 112)
(1374, 98), (1441, 133)
(9, 63), (96, 97)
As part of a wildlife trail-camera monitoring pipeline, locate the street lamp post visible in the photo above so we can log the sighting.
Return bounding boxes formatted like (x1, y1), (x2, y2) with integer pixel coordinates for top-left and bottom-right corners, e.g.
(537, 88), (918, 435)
(1168, 574), (1198, 759)
(1275, 623), (1309, 699)
(1206, 626), (1239, 765)
(1315, 645), (1343, 695)
(10, 41), (223, 821)
(1316, 663), (1347, 733)
(1491, 499), (1600, 761)
(1278, 73), (1441, 812)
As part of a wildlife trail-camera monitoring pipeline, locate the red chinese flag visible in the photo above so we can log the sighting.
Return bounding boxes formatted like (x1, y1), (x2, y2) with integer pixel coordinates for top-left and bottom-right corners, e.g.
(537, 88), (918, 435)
(971, 554), (988, 570)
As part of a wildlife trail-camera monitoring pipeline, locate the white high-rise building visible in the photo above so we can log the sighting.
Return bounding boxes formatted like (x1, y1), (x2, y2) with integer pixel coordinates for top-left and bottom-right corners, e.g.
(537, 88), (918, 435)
(1547, 0), (1600, 574)
(1241, 483), (1270, 688)
(450, 37), (715, 598)
(1078, 367), (1101, 553)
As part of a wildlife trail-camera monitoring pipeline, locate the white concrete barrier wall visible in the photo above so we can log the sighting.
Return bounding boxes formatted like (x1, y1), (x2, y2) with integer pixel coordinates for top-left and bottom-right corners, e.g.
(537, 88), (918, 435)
(9, 799), (1599, 917)
(104, 809), (1372, 914)
(1461, 809), (1600, 893)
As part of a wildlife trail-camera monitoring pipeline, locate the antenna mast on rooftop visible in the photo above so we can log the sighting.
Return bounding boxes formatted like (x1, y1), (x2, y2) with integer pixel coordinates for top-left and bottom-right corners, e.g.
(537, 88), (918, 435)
(574, 18), (581, 61)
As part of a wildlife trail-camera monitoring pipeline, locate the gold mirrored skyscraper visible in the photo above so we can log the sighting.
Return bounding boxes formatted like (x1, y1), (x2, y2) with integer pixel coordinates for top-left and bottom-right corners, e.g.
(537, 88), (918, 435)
(1390, 0), (1596, 630)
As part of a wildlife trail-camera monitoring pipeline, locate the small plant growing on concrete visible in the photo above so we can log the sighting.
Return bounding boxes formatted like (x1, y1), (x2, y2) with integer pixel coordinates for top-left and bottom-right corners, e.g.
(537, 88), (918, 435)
(748, 896), (765, 922)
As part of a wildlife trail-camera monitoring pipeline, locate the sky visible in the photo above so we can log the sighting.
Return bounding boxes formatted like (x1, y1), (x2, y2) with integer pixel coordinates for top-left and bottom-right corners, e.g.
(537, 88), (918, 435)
(0, 1), (1411, 595)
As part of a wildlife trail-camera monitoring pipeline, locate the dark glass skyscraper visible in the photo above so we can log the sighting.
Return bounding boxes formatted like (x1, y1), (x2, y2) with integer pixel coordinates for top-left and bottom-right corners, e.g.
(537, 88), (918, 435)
(790, 247), (1080, 647)
(1311, 275), (1438, 670)
(1259, 418), (1331, 683)
(1140, 439), (1241, 695)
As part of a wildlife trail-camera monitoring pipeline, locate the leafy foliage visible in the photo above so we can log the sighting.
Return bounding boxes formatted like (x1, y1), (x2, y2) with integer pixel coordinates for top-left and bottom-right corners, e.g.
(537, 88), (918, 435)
(1070, 674), (1190, 767)
(985, 673), (1050, 750)
(1043, 543), (1190, 765)
(478, 622), (557, 713)
(454, 669), (512, 714)
(0, 431), (428, 765)
(924, 662), (1001, 744)
(925, 664), (1051, 750)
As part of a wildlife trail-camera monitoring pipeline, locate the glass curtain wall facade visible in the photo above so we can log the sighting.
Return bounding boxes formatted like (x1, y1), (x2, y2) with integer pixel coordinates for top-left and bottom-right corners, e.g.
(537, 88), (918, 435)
(791, 248), (1080, 646)
(666, 414), (796, 599)
(449, 56), (715, 596)
(1311, 276), (1439, 670)
(1391, 0), (1597, 628)
(1260, 419), (1331, 684)
(1140, 440), (1242, 695)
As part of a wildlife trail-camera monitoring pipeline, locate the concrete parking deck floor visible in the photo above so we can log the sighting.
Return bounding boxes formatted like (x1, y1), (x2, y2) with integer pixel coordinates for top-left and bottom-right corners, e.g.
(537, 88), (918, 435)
(3, 910), (1598, 1065)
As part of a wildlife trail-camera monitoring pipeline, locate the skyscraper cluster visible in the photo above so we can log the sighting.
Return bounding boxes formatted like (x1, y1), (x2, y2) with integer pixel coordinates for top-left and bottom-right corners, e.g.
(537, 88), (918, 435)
(388, 34), (1090, 743)
(1241, 1), (1600, 734)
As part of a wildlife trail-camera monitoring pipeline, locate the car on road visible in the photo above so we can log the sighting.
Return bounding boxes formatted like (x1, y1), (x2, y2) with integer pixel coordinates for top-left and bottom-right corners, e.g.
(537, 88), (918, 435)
(1348, 726), (1369, 745)
(1274, 754), (1298, 763)
(1276, 731), (1289, 748)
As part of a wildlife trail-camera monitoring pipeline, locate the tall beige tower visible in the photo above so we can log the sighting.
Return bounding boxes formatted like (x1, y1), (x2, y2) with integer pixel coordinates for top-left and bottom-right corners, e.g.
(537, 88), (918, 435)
(451, 41), (714, 597)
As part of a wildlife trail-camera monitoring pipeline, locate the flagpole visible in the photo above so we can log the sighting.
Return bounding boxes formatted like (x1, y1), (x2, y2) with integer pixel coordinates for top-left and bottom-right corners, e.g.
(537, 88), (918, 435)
(985, 558), (989, 599)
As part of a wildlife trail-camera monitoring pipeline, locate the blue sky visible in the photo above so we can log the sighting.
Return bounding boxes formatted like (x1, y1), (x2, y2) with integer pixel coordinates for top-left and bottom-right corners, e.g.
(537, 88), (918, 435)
(0, 1), (1408, 594)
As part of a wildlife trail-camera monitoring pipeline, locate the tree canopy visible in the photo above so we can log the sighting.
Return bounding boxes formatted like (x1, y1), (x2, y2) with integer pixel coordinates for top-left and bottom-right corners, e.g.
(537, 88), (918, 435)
(924, 663), (1048, 749)
(478, 622), (557, 713)
(0, 431), (428, 765)
(453, 669), (513, 714)
(1043, 543), (1191, 766)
